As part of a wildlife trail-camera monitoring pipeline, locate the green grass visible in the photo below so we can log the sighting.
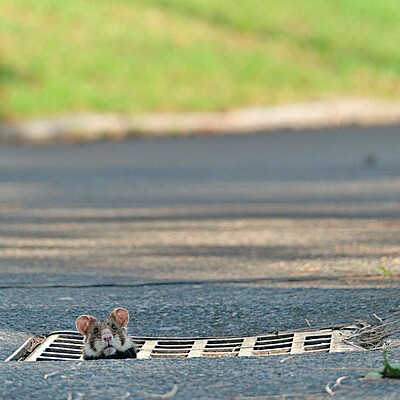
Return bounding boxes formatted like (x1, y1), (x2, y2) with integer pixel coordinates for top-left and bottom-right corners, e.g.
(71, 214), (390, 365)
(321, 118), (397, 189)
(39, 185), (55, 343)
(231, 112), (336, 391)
(1, 0), (400, 119)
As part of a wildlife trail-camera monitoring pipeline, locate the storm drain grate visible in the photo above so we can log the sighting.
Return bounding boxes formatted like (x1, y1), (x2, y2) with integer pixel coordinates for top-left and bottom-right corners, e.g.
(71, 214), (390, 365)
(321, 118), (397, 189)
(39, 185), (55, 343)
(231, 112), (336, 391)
(6, 326), (360, 361)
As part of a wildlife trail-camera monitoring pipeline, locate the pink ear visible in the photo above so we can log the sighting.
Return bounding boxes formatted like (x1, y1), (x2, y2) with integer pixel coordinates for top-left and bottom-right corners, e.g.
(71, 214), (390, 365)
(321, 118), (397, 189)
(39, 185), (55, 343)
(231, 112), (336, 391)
(110, 308), (129, 327)
(75, 315), (96, 335)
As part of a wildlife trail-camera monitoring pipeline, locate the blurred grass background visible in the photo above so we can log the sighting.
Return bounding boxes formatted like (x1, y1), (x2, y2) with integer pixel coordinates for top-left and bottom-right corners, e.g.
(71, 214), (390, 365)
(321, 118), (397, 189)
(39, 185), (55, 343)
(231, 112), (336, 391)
(1, 0), (400, 120)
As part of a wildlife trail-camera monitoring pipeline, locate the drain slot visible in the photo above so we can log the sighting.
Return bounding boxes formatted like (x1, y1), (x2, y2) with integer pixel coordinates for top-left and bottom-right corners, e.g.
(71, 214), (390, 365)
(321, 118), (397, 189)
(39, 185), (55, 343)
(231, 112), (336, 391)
(203, 338), (243, 357)
(304, 334), (332, 352)
(49, 343), (82, 350)
(253, 333), (294, 355)
(6, 326), (361, 362)
(39, 353), (80, 360)
(152, 339), (195, 358)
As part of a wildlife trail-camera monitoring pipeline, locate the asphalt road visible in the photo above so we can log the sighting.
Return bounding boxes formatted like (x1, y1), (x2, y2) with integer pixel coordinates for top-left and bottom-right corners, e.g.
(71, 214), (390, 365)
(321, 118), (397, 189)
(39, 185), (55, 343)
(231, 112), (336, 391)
(1, 125), (399, 212)
(0, 125), (400, 399)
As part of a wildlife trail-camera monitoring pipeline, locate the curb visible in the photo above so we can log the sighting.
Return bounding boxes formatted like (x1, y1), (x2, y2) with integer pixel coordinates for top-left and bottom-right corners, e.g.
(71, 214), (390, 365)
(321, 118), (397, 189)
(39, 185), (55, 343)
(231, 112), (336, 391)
(1, 98), (400, 145)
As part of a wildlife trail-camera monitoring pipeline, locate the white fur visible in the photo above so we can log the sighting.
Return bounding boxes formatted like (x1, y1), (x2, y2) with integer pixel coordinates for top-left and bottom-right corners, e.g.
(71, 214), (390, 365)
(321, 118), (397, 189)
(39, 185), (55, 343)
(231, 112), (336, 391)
(116, 332), (133, 352)
(83, 341), (98, 358)
(83, 328), (133, 357)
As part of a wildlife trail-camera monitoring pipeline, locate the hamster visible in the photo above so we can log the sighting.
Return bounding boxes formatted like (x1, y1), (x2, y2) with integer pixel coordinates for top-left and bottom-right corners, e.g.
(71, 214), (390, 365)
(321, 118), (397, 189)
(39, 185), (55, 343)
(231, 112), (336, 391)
(75, 308), (137, 360)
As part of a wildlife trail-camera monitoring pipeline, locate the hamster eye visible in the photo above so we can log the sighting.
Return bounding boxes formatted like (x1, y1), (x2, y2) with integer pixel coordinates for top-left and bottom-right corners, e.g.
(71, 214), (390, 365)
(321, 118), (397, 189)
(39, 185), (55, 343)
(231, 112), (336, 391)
(111, 323), (117, 330)
(93, 327), (99, 334)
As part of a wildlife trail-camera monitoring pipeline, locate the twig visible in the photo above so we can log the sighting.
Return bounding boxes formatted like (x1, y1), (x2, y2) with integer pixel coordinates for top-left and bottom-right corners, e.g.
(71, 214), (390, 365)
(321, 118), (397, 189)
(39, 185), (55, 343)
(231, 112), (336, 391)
(373, 314), (384, 323)
(44, 371), (60, 380)
(325, 382), (335, 396)
(332, 376), (348, 389)
(279, 356), (293, 363)
(116, 393), (131, 400)
(136, 385), (178, 399)
(345, 314), (400, 350)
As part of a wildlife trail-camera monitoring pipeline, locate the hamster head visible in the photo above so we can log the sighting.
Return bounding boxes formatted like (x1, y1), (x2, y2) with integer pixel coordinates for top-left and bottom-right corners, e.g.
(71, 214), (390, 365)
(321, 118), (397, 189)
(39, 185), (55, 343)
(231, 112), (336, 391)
(75, 308), (133, 359)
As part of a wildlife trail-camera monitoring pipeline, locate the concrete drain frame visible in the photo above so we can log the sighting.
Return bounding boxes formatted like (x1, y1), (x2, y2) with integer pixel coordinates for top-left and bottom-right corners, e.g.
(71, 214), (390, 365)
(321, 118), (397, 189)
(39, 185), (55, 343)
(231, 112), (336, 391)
(6, 325), (361, 362)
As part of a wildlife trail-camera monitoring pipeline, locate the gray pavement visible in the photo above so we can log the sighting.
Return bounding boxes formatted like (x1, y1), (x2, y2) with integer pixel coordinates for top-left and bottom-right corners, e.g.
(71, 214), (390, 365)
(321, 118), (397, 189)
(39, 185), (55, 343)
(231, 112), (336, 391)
(0, 125), (400, 399)
(2, 350), (400, 400)
(1, 125), (399, 211)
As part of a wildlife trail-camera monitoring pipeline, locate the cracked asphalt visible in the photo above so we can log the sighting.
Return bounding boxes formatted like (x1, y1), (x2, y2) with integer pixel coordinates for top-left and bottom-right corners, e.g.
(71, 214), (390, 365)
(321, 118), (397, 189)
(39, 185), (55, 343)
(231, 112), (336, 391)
(1, 125), (400, 399)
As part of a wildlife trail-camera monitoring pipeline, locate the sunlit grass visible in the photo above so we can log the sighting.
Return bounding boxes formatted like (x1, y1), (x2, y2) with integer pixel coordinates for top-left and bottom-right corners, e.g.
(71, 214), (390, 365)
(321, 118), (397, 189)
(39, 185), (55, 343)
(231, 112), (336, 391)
(0, 0), (399, 119)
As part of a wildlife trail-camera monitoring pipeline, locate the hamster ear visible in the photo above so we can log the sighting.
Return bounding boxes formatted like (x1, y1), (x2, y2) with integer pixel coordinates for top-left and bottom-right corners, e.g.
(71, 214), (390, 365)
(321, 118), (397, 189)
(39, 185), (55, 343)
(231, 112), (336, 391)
(110, 308), (129, 327)
(75, 315), (97, 335)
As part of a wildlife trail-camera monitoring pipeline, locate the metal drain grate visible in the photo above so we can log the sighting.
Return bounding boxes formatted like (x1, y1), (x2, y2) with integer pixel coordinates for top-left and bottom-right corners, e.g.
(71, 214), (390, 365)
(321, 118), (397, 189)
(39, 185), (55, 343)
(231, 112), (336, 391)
(6, 326), (359, 361)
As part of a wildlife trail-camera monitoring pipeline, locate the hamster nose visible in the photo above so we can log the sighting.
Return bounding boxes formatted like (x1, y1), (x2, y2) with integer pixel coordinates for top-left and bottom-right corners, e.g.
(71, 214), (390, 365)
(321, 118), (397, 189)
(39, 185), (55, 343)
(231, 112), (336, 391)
(103, 333), (112, 343)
